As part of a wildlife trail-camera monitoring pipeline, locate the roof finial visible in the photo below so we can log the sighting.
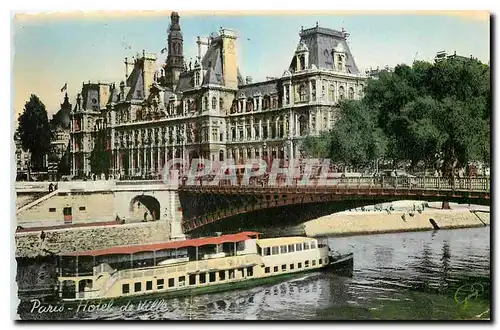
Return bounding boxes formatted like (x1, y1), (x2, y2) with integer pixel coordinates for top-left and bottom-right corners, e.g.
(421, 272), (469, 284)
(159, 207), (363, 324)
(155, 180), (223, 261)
(316, 21), (319, 28)
(301, 26), (304, 32)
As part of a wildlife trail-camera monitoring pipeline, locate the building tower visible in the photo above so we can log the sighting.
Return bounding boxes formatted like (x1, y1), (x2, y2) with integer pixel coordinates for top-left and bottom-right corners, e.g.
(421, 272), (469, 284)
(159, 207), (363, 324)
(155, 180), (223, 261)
(165, 12), (184, 90)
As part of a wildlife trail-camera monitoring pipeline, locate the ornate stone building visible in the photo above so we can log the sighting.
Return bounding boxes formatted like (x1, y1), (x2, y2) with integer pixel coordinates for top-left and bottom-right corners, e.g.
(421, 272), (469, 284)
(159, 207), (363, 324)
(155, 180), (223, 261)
(69, 12), (367, 179)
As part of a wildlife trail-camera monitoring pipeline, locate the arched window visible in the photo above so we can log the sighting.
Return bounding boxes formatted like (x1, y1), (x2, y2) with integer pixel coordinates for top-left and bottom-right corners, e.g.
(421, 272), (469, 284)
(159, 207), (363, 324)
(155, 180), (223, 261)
(348, 87), (354, 99)
(359, 84), (364, 97)
(203, 96), (208, 110)
(339, 86), (345, 100)
(212, 97), (217, 110)
(299, 84), (308, 102)
(195, 71), (200, 86)
(300, 55), (306, 70)
(219, 150), (224, 161)
(219, 98), (224, 111)
(329, 85), (335, 102)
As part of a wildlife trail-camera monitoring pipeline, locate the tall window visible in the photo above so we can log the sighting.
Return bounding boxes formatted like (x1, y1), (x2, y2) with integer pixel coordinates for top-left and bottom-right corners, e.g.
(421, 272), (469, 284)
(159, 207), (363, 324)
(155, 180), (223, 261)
(195, 72), (200, 86)
(339, 86), (345, 100)
(348, 87), (354, 99)
(311, 80), (316, 101)
(203, 96), (208, 110)
(219, 98), (224, 111)
(329, 85), (335, 102)
(300, 55), (306, 70)
(299, 84), (307, 102)
(212, 97), (217, 110)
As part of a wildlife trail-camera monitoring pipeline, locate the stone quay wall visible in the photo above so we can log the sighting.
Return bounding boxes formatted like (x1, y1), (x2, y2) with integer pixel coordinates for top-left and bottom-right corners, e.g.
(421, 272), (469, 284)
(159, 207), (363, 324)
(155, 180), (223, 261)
(15, 221), (171, 259)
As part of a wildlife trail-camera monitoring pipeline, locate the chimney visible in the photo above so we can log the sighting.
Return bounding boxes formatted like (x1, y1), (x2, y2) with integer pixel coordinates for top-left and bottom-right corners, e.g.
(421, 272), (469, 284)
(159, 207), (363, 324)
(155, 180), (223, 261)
(246, 76), (253, 84)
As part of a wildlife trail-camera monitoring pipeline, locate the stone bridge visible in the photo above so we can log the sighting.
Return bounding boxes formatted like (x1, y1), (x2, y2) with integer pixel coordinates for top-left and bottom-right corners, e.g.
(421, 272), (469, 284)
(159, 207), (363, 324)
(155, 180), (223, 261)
(178, 177), (490, 234)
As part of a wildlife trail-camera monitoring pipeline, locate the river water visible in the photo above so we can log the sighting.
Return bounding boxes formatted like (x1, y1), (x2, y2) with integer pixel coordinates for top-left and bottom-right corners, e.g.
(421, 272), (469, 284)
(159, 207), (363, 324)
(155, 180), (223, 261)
(16, 226), (490, 320)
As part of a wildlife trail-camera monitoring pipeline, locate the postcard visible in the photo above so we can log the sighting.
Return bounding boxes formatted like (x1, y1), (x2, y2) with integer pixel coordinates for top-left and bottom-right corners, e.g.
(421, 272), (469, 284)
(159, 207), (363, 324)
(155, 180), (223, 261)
(12, 10), (490, 321)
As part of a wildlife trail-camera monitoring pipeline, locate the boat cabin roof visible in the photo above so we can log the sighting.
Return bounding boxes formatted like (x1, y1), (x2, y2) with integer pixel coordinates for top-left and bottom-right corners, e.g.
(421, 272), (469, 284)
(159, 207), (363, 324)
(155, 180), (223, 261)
(62, 231), (259, 257)
(256, 236), (317, 248)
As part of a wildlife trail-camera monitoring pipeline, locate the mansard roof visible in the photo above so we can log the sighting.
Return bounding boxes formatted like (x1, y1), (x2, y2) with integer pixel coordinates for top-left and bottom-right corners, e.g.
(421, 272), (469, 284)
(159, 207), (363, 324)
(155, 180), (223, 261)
(126, 67), (144, 100)
(290, 26), (360, 74)
(238, 80), (279, 97)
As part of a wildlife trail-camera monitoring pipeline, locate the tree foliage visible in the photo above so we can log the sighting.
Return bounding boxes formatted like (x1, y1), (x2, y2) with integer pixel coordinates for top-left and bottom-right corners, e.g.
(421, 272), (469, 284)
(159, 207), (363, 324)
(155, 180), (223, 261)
(17, 94), (53, 171)
(301, 57), (491, 177)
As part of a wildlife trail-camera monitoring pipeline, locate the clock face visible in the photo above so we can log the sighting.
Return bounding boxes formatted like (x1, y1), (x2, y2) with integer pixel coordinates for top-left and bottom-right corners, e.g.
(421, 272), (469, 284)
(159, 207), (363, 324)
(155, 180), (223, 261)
(92, 98), (98, 105)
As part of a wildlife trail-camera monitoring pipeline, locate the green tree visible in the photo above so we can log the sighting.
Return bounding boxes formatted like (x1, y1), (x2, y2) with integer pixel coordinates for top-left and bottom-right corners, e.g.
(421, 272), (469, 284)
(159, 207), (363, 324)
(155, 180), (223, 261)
(16, 94), (53, 174)
(301, 57), (490, 178)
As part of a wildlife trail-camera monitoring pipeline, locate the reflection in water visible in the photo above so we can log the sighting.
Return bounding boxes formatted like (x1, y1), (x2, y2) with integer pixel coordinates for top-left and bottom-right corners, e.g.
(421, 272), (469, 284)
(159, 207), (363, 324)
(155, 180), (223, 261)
(16, 227), (490, 320)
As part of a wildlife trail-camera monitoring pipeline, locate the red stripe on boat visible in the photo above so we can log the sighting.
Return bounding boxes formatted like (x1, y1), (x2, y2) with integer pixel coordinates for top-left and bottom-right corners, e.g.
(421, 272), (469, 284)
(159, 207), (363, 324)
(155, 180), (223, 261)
(63, 231), (260, 257)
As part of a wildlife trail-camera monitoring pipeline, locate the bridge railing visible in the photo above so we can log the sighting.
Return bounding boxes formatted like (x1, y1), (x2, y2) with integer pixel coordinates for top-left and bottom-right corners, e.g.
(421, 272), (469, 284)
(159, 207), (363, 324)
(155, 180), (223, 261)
(180, 176), (490, 192)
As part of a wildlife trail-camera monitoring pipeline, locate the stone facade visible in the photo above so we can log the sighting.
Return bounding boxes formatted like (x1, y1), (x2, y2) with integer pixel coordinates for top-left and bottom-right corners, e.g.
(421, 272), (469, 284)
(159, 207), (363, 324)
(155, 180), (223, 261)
(69, 12), (368, 179)
(15, 221), (170, 258)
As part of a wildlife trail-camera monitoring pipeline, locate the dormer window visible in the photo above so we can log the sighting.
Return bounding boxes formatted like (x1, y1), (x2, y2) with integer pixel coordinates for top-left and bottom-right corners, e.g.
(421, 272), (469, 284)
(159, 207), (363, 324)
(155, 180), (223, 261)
(300, 55), (306, 70)
(337, 55), (344, 71)
(195, 72), (200, 86)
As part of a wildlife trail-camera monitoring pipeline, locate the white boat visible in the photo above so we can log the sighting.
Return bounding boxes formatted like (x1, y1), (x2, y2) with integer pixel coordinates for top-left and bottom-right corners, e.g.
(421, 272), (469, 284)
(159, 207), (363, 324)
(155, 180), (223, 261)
(54, 232), (353, 302)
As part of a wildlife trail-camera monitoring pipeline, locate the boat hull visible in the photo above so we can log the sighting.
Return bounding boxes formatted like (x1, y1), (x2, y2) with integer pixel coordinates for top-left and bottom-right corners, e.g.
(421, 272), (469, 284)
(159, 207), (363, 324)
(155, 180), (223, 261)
(36, 259), (353, 307)
(324, 253), (354, 277)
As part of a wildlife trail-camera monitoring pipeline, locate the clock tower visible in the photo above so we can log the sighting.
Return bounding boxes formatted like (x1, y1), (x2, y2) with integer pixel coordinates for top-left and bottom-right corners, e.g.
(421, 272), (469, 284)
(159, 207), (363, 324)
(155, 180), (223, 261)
(165, 12), (184, 90)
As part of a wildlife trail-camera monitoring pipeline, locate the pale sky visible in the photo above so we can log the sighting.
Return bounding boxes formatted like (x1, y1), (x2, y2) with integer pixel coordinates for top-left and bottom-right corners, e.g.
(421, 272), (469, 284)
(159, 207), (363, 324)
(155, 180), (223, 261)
(12, 11), (490, 121)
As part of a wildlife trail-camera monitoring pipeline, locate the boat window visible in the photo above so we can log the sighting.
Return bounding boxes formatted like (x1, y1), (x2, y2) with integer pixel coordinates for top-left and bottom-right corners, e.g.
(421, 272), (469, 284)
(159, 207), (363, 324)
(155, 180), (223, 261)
(179, 276), (186, 286)
(199, 273), (206, 284)
(229, 269), (235, 279)
(271, 246), (279, 255)
(319, 259), (323, 265)
(49, 208), (56, 212)
(265, 267), (270, 274)
(298, 262), (302, 269)
(157, 279), (164, 289)
(288, 244), (295, 253)
(305, 260), (310, 267)
(281, 264), (286, 271)
(290, 264), (295, 270)
(168, 278), (175, 287)
(262, 247), (271, 256)
(146, 281), (153, 291)
(209, 272), (216, 282)
(134, 282), (142, 292)
(122, 284), (130, 294)
(296, 243), (303, 251)
(280, 245), (287, 254)
(304, 242), (310, 250)
(189, 274), (196, 285)
(273, 266), (278, 272)
(310, 242), (316, 249)
(312, 260), (316, 266)
(247, 267), (253, 277)
(219, 270), (226, 281)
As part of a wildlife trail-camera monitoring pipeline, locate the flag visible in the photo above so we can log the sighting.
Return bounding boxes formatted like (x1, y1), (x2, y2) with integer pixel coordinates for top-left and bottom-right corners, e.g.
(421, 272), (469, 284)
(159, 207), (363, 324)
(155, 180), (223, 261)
(61, 83), (67, 93)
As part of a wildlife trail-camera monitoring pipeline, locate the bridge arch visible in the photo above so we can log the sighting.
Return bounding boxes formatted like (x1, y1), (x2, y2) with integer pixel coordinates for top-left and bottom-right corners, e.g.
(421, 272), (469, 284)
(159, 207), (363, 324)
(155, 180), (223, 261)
(130, 195), (161, 221)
